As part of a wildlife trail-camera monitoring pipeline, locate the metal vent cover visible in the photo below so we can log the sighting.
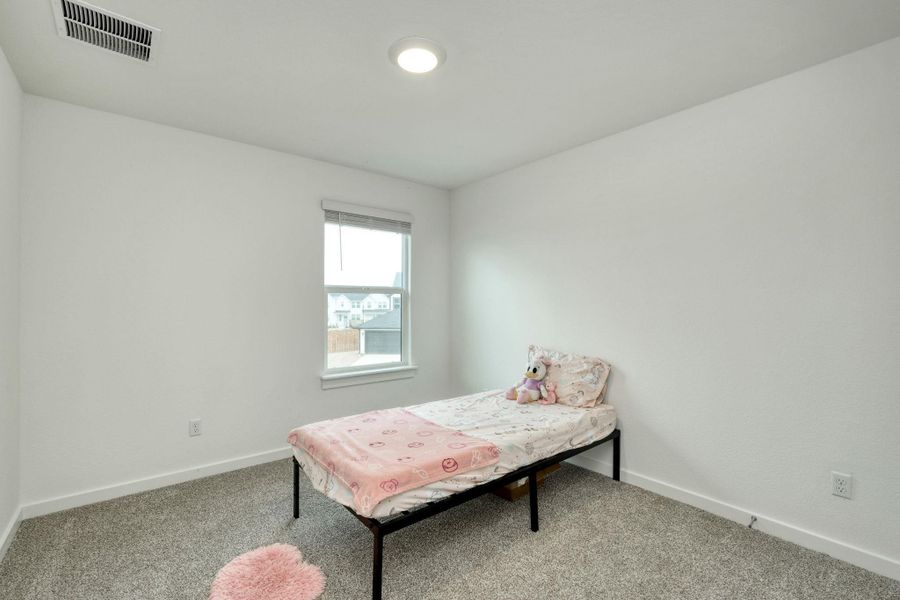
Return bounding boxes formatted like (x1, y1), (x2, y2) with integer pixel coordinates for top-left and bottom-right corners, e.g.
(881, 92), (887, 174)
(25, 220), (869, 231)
(51, 0), (159, 63)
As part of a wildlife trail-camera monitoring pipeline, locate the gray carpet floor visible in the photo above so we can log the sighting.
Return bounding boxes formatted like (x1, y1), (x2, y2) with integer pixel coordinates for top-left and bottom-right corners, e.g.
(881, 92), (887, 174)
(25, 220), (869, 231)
(1, 460), (898, 600)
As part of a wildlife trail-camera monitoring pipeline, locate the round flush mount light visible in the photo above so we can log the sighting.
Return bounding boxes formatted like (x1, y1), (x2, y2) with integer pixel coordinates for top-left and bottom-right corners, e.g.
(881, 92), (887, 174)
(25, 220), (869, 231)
(389, 37), (446, 74)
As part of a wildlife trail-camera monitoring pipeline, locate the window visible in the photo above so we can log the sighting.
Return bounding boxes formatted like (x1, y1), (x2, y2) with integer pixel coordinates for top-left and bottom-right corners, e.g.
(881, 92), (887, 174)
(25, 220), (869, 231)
(323, 201), (413, 385)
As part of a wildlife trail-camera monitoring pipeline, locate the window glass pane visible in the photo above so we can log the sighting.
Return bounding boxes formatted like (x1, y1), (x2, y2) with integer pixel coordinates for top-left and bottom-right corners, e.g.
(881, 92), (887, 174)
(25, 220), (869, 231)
(327, 293), (402, 369)
(325, 223), (404, 287)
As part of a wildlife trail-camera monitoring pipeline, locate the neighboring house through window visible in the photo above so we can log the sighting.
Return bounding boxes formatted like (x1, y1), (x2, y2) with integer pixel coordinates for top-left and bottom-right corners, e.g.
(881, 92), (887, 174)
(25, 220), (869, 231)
(323, 200), (412, 383)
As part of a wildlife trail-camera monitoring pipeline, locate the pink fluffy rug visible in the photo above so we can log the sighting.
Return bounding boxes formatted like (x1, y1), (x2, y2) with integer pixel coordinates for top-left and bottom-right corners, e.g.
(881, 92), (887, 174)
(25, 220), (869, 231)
(209, 543), (326, 600)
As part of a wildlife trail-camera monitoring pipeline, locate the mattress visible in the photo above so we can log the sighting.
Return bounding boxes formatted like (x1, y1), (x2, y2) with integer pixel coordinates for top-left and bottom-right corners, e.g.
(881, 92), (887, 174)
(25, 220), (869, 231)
(293, 389), (617, 519)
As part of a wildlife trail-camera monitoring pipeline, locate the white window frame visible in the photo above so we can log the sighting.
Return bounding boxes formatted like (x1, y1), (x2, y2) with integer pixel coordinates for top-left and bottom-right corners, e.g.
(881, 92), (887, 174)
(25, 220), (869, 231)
(321, 201), (415, 389)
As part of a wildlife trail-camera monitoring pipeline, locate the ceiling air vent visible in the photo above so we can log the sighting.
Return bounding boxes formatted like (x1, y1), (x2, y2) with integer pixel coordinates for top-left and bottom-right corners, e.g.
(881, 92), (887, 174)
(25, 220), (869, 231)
(51, 0), (159, 63)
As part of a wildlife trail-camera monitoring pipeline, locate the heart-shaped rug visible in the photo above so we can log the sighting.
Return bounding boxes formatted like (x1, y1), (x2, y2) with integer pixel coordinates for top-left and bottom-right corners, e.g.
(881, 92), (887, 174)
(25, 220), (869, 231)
(209, 543), (325, 600)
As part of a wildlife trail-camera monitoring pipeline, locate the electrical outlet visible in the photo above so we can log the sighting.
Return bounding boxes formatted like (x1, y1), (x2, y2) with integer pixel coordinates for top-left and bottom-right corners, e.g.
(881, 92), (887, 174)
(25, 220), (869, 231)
(189, 419), (202, 437)
(832, 471), (852, 499)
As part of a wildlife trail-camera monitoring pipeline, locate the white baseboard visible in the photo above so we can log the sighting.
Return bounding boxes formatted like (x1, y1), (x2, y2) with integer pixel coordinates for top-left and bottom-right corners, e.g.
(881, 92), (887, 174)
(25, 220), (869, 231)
(567, 455), (900, 582)
(0, 506), (21, 563)
(10, 446), (898, 583)
(20, 447), (293, 520)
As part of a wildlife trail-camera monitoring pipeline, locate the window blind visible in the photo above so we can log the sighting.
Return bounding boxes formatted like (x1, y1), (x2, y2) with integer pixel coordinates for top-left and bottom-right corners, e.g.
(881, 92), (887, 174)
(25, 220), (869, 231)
(324, 209), (412, 235)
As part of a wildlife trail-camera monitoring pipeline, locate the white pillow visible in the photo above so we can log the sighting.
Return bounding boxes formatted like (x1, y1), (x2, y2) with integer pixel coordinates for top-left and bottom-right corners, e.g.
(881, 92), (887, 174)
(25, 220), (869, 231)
(528, 344), (611, 408)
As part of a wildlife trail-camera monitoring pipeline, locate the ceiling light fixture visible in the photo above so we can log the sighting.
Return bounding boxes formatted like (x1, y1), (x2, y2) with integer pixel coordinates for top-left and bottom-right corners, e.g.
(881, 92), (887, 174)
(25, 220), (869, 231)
(389, 37), (446, 74)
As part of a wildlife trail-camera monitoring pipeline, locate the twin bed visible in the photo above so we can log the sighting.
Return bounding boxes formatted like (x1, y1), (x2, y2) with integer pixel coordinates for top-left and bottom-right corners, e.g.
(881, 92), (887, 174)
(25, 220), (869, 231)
(288, 386), (620, 600)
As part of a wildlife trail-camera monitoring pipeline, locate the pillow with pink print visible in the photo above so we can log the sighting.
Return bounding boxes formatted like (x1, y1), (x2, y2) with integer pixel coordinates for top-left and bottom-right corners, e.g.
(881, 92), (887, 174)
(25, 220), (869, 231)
(528, 344), (611, 408)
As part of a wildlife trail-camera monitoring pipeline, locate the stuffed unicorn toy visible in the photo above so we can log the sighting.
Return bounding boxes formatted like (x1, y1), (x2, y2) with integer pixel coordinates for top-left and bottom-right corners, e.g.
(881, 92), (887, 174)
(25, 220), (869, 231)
(506, 356), (558, 404)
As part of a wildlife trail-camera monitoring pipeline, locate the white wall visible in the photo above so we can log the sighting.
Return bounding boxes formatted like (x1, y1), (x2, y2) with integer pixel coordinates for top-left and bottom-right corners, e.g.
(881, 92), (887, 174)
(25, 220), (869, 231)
(0, 46), (22, 556)
(18, 96), (451, 509)
(451, 37), (900, 575)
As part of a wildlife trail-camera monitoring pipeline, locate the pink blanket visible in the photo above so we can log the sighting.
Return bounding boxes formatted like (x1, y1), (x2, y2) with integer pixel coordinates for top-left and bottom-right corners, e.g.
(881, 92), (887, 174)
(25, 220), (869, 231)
(288, 408), (500, 516)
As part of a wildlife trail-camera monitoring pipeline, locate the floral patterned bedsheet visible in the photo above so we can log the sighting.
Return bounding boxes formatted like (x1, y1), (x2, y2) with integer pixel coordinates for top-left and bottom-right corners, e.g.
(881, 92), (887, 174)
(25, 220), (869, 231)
(292, 389), (617, 518)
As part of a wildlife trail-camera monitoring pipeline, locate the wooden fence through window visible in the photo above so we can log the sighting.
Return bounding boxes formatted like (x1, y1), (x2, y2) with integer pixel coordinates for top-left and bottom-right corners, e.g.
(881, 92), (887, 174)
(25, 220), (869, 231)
(328, 328), (360, 353)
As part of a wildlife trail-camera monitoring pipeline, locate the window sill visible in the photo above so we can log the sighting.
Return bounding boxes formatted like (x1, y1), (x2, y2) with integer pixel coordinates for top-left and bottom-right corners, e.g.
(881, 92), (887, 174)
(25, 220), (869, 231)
(321, 365), (418, 390)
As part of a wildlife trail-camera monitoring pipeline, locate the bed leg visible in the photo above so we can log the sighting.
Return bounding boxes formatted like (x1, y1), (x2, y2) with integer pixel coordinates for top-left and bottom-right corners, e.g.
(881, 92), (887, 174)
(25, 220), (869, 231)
(613, 429), (621, 482)
(372, 529), (384, 600)
(292, 457), (300, 519)
(528, 471), (539, 532)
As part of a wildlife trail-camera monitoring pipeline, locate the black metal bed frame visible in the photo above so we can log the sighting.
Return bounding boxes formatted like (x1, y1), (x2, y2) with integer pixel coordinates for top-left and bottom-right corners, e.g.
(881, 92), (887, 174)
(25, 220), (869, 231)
(292, 428), (620, 600)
